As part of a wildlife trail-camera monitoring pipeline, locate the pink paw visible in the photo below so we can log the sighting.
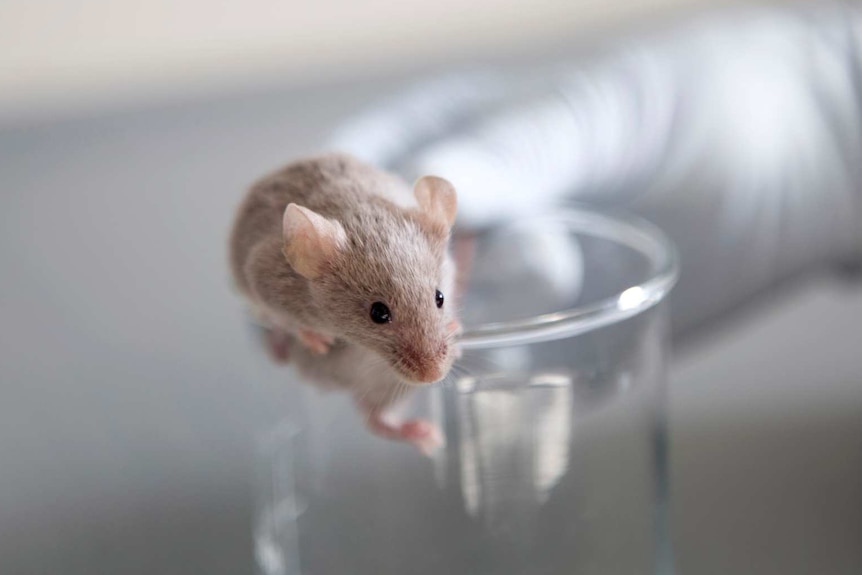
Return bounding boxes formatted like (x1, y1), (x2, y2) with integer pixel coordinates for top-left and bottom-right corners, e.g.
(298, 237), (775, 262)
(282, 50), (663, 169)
(364, 411), (443, 456)
(297, 329), (334, 354)
(400, 419), (443, 456)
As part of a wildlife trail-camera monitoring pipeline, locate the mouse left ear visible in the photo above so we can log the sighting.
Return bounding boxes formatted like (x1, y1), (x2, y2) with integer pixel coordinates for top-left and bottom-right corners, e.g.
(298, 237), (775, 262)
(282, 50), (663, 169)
(413, 175), (457, 235)
(282, 203), (346, 279)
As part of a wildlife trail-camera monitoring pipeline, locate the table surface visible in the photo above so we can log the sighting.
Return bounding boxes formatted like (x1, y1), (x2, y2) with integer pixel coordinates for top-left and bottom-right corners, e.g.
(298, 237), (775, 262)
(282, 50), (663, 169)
(1, 73), (860, 575)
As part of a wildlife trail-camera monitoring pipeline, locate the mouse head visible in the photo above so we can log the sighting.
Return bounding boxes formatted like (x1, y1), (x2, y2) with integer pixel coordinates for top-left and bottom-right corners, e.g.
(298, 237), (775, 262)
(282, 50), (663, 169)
(282, 176), (460, 384)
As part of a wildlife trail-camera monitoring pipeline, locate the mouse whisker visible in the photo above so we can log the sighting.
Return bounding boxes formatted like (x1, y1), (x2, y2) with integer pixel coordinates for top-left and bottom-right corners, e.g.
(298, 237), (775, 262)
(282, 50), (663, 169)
(457, 352), (508, 373)
(353, 382), (378, 409)
(355, 355), (388, 381)
(446, 363), (475, 384)
(369, 376), (404, 414)
(389, 381), (410, 412)
(393, 381), (410, 407)
(437, 370), (457, 390)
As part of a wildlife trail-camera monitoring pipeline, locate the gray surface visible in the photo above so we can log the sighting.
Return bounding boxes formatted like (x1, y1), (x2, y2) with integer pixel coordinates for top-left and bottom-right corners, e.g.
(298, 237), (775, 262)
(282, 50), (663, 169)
(671, 279), (862, 574)
(1, 77), (861, 574)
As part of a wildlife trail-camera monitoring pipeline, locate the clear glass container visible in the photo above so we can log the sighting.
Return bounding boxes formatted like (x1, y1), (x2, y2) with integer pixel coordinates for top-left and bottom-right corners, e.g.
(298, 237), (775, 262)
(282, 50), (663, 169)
(254, 209), (679, 575)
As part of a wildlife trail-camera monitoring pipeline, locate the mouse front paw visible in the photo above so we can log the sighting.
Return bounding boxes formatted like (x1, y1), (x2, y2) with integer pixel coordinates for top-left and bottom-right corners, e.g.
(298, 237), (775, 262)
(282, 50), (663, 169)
(297, 329), (334, 354)
(364, 411), (443, 456)
(399, 419), (444, 456)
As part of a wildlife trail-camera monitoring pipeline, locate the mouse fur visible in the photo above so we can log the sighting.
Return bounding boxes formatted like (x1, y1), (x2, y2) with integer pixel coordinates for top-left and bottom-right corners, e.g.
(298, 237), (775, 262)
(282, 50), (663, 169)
(229, 153), (460, 411)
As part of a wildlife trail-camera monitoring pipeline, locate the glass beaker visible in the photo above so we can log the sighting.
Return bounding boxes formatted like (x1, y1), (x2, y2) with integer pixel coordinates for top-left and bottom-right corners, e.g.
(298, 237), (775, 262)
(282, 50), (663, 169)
(254, 209), (679, 575)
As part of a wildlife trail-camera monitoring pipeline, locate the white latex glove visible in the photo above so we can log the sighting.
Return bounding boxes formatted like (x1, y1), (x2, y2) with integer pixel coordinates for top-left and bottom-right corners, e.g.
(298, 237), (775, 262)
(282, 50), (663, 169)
(328, 2), (862, 334)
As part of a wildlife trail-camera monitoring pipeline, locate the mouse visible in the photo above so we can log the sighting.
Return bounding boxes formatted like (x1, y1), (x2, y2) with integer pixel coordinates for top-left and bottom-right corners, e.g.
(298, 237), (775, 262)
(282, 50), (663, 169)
(229, 152), (462, 453)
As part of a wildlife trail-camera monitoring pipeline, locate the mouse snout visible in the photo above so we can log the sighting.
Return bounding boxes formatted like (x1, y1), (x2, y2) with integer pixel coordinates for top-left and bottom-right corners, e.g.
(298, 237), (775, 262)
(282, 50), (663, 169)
(399, 341), (451, 384)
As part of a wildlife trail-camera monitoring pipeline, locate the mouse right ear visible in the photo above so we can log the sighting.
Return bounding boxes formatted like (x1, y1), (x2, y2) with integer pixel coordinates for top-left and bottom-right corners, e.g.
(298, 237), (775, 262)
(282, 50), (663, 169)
(413, 175), (458, 236)
(282, 204), (346, 279)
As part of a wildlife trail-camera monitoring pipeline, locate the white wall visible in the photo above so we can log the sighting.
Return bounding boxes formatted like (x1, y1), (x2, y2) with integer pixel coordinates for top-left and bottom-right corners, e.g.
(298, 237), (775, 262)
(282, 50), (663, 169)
(0, 0), (739, 123)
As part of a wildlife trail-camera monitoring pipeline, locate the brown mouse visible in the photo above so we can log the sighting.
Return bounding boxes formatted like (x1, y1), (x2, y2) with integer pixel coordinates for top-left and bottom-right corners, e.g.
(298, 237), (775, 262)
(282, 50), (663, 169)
(229, 153), (461, 452)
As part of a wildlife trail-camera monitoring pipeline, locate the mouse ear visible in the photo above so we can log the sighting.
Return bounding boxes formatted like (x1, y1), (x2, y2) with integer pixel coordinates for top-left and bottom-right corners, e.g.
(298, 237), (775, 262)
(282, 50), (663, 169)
(413, 175), (457, 235)
(282, 204), (346, 279)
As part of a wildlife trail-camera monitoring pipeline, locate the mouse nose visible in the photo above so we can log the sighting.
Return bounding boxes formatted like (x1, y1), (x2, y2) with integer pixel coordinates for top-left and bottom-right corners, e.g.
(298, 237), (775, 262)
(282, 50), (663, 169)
(401, 344), (447, 383)
(417, 365), (443, 384)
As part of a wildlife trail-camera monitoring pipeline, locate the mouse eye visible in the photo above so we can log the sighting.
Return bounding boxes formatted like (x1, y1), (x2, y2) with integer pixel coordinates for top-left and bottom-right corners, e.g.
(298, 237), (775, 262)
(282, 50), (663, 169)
(369, 302), (392, 324)
(435, 290), (445, 309)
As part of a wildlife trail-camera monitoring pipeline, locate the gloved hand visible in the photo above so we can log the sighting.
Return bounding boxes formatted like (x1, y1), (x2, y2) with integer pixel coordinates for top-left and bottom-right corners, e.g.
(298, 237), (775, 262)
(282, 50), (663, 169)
(328, 1), (862, 336)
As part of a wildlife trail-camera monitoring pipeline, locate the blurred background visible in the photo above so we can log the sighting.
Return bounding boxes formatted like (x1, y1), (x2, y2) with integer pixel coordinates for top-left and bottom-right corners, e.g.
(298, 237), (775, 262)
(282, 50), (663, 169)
(0, 0), (727, 126)
(2, 1), (861, 574)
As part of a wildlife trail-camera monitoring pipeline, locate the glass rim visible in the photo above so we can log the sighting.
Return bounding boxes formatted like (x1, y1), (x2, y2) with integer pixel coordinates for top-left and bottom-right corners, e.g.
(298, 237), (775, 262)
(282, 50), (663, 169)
(458, 209), (679, 350)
